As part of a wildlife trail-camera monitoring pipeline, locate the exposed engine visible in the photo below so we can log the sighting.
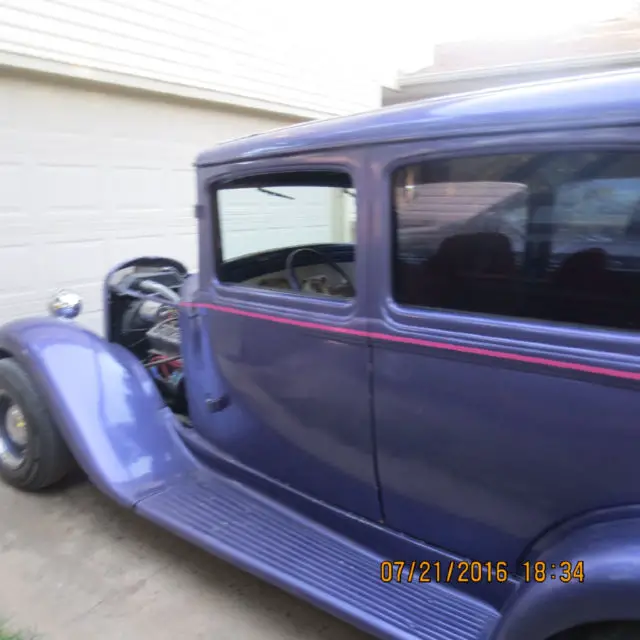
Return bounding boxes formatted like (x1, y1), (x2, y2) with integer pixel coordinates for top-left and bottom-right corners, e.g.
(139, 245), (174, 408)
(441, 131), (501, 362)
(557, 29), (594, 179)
(106, 259), (188, 413)
(146, 307), (182, 358)
(142, 304), (184, 403)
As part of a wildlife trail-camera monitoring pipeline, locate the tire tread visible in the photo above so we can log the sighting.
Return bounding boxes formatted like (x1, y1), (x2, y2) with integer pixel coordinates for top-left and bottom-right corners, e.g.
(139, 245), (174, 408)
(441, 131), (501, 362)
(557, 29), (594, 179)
(0, 358), (73, 490)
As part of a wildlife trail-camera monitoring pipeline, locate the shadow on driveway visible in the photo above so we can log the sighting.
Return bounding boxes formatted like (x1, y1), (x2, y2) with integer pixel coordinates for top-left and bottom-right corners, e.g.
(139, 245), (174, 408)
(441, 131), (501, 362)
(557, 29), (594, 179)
(0, 477), (370, 640)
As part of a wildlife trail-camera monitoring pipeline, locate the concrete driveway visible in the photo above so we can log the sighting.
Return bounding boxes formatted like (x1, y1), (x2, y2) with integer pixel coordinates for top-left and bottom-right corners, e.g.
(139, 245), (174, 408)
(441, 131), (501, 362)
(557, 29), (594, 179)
(0, 477), (370, 640)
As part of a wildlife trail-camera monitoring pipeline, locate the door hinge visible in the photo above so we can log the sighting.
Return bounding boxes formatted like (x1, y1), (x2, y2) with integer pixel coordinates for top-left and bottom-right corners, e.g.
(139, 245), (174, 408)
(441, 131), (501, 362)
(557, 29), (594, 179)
(194, 204), (204, 219)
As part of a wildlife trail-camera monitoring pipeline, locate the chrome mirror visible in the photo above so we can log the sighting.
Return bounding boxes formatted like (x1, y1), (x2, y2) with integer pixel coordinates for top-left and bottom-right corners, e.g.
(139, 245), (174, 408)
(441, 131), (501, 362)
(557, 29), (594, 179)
(48, 290), (82, 320)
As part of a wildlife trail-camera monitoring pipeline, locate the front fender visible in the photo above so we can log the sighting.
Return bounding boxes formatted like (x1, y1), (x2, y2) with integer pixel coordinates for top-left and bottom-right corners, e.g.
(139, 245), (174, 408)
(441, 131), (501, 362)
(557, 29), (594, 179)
(493, 518), (640, 640)
(0, 317), (197, 506)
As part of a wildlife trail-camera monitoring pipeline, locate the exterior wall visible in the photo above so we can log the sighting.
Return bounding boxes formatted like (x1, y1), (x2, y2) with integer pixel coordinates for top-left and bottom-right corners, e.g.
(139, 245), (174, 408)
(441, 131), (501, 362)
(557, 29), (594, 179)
(432, 15), (640, 72)
(0, 0), (383, 119)
(0, 1), (373, 332)
(385, 13), (640, 106)
(382, 53), (640, 106)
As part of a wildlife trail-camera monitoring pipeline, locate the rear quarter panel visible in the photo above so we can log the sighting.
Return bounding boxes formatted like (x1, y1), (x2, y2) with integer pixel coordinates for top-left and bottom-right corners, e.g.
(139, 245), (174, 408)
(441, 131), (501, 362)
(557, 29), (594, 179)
(494, 518), (640, 639)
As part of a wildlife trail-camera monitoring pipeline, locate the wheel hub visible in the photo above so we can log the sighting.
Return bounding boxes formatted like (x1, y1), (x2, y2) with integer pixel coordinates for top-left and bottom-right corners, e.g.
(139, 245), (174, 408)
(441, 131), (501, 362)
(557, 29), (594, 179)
(6, 405), (28, 447)
(0, 398), (28, 469)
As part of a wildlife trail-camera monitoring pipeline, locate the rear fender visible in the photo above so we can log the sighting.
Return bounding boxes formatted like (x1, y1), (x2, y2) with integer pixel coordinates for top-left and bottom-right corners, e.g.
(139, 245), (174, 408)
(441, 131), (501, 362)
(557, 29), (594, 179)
(493, 518), (640, 639)
(0, 317), (197, 506)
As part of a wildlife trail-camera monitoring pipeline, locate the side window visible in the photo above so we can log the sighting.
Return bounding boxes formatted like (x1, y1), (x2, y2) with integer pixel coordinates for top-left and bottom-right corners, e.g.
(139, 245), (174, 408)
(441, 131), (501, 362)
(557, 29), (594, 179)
(392, 151), (640, 330)
(214, 171), (356, 299)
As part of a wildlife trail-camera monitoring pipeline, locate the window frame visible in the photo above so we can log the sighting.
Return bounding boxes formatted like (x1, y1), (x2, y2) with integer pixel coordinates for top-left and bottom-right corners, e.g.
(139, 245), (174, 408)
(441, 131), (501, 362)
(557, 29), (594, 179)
(390, 149), (640, 320)
(372, 129), (640, 364)
(199, 151), (369, 324)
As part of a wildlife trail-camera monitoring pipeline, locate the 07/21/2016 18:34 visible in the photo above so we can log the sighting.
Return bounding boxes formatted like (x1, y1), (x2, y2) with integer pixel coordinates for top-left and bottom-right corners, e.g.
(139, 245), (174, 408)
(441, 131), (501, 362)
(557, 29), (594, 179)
(379, 560), (585, 584)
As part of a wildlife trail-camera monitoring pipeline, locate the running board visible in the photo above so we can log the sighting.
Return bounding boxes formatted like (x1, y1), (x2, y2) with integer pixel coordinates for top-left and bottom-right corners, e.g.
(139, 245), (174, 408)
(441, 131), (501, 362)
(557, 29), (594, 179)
(136, 471), (500, 640)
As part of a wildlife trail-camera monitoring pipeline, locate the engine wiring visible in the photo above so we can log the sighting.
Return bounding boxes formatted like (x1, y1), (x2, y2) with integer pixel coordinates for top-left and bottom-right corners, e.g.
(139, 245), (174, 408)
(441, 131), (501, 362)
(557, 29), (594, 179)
(145, 353), (183, 370)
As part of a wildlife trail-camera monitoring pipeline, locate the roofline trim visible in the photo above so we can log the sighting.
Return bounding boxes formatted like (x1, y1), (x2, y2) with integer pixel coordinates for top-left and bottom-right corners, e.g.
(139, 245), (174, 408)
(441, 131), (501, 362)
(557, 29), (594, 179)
(0, 49), (344, 120)
(195, 118), (640, 168)
(399, 51), (640, 87)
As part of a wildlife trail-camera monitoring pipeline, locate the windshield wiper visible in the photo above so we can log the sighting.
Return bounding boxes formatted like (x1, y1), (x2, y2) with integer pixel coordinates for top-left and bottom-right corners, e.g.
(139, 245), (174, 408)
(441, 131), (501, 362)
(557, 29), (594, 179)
(258, 187), (295, 200)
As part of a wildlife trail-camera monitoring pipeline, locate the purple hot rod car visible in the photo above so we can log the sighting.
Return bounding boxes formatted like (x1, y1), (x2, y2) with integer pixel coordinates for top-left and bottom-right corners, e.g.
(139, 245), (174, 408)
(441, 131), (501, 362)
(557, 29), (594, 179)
(3, 70), (640, 640)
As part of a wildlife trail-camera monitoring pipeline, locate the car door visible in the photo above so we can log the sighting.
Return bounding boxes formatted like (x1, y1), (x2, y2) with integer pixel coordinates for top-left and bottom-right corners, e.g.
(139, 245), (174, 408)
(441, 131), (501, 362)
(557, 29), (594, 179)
(191, 151), (381, 521)
(370, 133), (640, 566)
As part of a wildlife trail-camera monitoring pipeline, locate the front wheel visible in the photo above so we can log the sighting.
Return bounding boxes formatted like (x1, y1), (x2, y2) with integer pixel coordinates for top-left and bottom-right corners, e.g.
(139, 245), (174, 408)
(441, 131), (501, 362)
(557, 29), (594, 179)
(0, 358), (73, 490)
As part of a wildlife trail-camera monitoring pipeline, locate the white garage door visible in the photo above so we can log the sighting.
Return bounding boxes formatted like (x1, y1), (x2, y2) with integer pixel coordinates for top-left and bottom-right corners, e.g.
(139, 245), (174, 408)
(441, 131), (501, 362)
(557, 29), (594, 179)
(0, 71), (332, 334)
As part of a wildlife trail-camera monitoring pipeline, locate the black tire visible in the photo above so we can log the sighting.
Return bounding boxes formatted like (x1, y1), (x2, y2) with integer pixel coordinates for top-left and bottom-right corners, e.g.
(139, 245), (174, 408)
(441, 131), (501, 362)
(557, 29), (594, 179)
(0, 357), (73, 490)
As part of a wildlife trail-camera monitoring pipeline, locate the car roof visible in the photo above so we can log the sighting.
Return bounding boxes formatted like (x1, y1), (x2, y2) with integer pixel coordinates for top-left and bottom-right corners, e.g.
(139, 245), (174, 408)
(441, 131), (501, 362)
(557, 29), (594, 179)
(196, 69), (640, 168)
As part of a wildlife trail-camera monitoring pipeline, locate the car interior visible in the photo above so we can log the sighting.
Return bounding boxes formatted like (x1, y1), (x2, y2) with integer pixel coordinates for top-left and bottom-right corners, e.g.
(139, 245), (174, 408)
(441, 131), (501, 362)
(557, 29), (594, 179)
(394, 153), (640, 331)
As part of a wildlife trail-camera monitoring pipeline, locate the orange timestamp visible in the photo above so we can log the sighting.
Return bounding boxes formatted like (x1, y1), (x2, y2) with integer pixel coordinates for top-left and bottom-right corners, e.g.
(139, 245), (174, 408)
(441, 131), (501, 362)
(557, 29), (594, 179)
(379, 560), (585, 584)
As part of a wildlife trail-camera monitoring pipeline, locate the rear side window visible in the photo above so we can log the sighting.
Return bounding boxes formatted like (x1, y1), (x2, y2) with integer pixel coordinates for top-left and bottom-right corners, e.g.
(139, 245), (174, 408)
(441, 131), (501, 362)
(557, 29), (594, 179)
(392, 151), (640, 330)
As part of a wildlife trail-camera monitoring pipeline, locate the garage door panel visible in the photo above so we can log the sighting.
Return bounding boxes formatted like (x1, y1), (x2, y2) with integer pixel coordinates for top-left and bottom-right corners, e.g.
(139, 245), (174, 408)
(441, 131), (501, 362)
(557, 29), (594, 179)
(0, 245), (38, 291)
(109, 234), (169, 265)
(0, 133), (28, 163)
(165, 168), (196, 207)
(99, 101), (172, 138)
(0, 243), (41, 326)
(0, 163), (27, 205)
(0, 73), (308, 333)
(111, 168), (164, 207)
(0, 214), (33, 249)
(45, 239), (107, 287)
(107, 140), (170, 170)
(40, 211), (104, 242)
(0, 165), (33, 250)
(168, 206), (195, 228)
(162, 230), (198, 271)
(113, 209), (166, 236)
(40, 165), (102, 208)
(107, 237), (196, 275)
(0, 293), (46, 326)
(18, 95), (102, 139)
(29, 133), (99, 166)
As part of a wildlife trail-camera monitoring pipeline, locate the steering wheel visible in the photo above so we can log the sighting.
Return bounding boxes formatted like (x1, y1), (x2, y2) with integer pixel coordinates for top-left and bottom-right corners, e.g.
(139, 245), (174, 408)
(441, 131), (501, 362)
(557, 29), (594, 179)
(285, 247), (354, 295)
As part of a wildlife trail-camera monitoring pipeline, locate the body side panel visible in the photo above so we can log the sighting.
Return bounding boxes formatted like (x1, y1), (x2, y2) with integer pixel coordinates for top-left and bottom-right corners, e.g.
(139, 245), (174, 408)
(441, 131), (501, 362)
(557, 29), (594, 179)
(192, 150), (382, 520)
